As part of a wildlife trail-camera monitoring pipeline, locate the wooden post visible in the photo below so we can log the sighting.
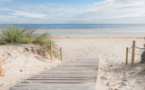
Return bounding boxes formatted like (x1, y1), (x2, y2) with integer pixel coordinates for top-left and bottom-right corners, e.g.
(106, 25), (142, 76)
(50, 42), (53, 60)
(126, 47), (128, 65)
(60, 47), (62, 61)
(0, 55), (3, 76)
(131, 41), (135, 67)
(143, 44), (145, 51)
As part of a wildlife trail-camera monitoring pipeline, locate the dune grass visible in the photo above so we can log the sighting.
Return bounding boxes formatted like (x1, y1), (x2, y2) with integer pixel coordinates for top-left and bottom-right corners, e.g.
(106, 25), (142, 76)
(0, 26), (51, 45)
(0, 26), (61, 59)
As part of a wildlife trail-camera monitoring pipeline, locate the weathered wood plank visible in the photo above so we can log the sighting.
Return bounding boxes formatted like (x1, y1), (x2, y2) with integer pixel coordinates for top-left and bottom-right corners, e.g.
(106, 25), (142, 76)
(22, 79), (95, 83)
(10, 87), (95, 90)
(29, 77), (95, 79)
(50, 68), (97, 71)
(31, 75), (97, 78)
(42, 70), (97, 73)
(43, 69), (97, 72)
(15, 83), (95, 87)
(40, 71), (96, 74)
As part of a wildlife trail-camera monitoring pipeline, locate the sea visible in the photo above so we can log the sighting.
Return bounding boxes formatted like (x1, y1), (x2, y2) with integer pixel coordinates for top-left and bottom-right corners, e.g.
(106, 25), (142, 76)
(0, 24), (145, 34)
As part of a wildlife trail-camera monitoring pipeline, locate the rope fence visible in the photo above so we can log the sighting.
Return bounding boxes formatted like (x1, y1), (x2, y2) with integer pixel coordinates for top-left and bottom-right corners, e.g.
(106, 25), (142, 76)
(135, 46), (145, 50)
(128, 48), (142, 55)
(49, 42), (63, 61)
(53, 47), (63, 61)
(126, 41), (145, 67)
(128, 46), (132, 50)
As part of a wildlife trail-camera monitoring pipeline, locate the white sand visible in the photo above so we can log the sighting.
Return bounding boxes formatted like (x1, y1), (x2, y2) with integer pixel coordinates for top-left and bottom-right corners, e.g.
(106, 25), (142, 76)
(53, 33), (145, 90)
(0, 45), (62, 90)
(1, 33), (145, 90)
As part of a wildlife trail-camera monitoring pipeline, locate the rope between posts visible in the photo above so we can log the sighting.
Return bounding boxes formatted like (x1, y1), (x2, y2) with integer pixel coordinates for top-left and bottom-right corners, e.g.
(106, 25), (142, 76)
(128, 51), (141, 55)
(54, 48), (60, 51)
(128, 48), (142, 55)
(135, 46), (145, 49)
(128, 46), (132, 50)
(53, 48), (61, 57)
(128, 50), (132, 53)
(135, 53), (142, 55)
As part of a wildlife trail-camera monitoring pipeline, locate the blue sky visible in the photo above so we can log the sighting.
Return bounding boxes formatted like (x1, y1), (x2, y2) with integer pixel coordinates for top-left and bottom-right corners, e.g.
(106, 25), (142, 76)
(0, 0), (145, 24)
(13, 0), (102, 4)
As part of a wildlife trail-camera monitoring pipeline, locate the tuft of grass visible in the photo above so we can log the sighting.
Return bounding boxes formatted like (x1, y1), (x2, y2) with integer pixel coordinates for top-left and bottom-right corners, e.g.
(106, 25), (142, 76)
(32, 33), (51, 46)
(143, 67), (145, 71)
(25, 48), (29, 51)
(0, 26), (52, 46)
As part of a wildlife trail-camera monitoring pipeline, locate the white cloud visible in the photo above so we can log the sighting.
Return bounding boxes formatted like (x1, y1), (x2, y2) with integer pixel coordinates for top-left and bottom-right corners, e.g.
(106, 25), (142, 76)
(92, 0), (145, 18)
(11, 11), (47, 18)
(70, 0), (145, 23)
(0, 0), (13, 2)
(0, 0), (145, 24)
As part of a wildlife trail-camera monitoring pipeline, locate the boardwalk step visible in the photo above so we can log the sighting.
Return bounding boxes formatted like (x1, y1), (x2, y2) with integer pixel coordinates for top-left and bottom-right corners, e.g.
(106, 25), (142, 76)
(10, 87), (95, 90)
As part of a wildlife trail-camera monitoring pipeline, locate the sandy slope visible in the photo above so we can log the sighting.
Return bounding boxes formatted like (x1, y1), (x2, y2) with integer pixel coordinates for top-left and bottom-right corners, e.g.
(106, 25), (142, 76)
(0, 33), (145, 90)
(0, 45), (61, 90)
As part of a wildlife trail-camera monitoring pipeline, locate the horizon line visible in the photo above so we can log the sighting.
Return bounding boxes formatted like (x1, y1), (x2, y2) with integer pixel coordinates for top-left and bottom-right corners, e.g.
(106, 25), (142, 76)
(0, 23), (145, 25)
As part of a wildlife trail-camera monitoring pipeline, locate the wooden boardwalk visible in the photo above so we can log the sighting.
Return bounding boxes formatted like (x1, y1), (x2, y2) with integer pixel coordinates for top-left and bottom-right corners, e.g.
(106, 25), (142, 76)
(10, 54), (99, 90)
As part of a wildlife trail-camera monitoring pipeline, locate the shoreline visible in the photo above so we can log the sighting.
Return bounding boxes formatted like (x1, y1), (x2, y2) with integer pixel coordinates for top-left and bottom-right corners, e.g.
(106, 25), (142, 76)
(51, 33), (145, 39)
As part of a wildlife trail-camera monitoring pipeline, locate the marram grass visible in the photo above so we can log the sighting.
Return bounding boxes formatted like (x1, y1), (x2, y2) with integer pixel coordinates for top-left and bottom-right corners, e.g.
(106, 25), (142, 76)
(0, 26), (51, 45)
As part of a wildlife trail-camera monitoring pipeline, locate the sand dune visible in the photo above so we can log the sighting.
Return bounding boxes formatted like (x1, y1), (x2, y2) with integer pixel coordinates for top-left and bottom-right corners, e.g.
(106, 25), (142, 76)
(0, 45), (61, 90)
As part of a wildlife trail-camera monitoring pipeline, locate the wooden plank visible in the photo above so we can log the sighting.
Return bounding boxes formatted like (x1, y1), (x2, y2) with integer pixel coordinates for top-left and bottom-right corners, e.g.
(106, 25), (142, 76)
(26, 79), (95, 82)
(22, 79), (94, 83)
(59, 65), (98, 67)
(30, 76), (97, 79)
(15, 83), (95, 87)
(66, 60), (98, 63)
(42, 71), (96, 74)
(32, 74), (97, 77)
(39, 72), (96, 75)
(29, 77), (96, 80)
(57, 66), (97, 68)
(26, 78), (94, 81)
(10, 87), (95, 90)
(51, 67), (97, 69)
(26, 76), (95, 79)
(60, 63), (98, 65)
(34, 73), (97, 76)
(44, 69), (97, 72)
(43, 68), (97, 72)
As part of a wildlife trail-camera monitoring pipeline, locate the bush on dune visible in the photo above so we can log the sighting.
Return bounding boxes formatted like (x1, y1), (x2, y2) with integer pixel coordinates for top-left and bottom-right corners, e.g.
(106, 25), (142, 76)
(0, 26), (52, 46)
(0, 26), (60, 59)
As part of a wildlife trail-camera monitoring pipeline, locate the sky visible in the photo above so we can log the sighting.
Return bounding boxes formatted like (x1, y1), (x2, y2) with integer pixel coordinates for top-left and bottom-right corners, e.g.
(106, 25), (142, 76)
(0, 0), (145, 24)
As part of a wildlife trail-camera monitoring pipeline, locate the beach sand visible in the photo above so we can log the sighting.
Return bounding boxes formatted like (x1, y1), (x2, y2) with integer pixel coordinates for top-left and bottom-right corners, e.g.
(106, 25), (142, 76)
(0, 45), (62, 90)
(1, 33), (145, 90)
(53, 33), (145, 90)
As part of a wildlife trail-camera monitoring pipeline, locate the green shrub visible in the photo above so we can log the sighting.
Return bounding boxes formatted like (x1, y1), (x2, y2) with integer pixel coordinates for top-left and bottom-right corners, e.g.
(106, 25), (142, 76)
(0, 26), (51, 45)
(32, 33), (51, 45)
